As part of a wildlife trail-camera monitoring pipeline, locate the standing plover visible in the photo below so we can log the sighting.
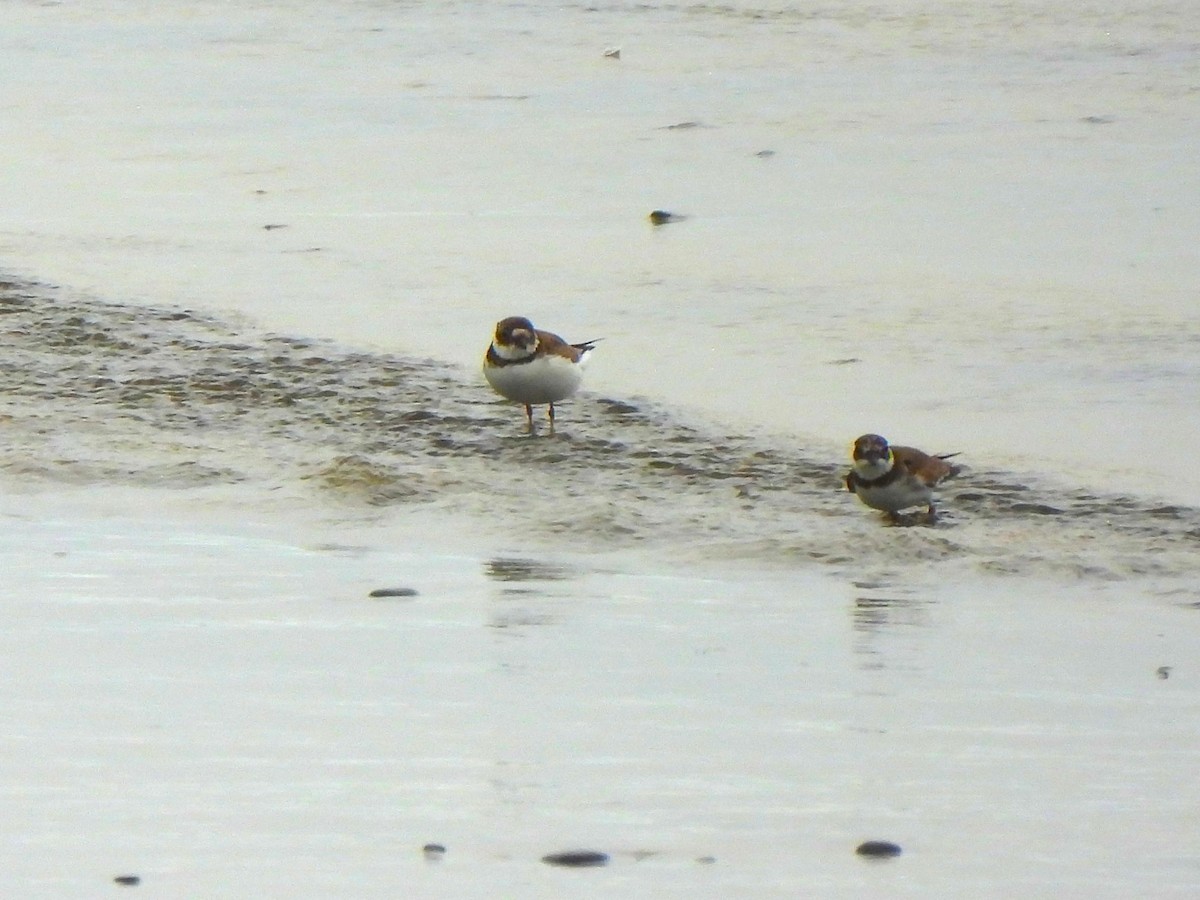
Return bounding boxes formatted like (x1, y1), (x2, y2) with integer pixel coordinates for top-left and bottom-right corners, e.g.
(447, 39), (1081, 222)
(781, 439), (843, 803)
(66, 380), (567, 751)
(483, 316), (598, 432)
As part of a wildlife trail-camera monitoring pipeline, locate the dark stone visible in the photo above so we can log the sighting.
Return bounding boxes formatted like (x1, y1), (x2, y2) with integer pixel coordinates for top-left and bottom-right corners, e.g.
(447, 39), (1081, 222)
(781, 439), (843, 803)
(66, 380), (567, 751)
(422, 843), (446, 859)
(368, 587), (419, 599)
(856, 841), (902, 858)
(542, 850), (610, 867)
(113, 874), (142, 886)
(648, 210), (678, 225)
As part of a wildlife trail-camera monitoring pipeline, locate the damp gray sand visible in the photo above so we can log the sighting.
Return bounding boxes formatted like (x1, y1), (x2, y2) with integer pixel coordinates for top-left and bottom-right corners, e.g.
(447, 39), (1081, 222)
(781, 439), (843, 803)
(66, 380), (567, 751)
(1, 280), (1197, 594)
(2, 282), (1198, 898)
(2, 492), (1198, 899)
(1, 0), (1197, 892)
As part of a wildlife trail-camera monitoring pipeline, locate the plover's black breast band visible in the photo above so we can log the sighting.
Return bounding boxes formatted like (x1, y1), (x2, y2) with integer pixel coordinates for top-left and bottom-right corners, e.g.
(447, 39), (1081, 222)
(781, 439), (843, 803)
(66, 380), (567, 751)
(486, 346), (536, 368)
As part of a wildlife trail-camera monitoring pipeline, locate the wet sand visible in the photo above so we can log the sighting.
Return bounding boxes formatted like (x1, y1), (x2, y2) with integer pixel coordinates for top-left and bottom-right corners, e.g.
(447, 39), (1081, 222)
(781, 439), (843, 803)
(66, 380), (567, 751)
(1, 282), (1197, 589)
(2, 284), (1200, 897)
(1, 0), (1199, 895)
(0, 0), (1196, 502)
(3, 489), (1199, 899)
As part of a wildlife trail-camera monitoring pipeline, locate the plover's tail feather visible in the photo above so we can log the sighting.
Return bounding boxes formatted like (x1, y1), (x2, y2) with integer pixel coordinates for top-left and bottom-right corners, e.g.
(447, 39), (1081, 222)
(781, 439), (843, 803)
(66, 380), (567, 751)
(936, 452), (963, 480)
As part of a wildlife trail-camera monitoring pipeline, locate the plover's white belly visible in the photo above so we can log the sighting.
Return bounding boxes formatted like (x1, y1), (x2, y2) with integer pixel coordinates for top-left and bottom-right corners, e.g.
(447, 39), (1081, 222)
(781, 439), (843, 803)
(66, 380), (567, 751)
(855, 478), (933, 513)
(484, 354), (583, 405)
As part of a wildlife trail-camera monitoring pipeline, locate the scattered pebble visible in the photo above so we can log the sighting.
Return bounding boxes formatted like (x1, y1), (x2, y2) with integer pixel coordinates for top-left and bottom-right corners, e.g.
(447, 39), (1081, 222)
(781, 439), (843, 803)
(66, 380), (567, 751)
(422, 843), (446, 860)
(603, 46), (621, 59)
(648, 209), (684, 225)
(542, 850), (610, 868)
(263, 223), (288, 231)
(113, 874), (141, 886)
(754, 149), (776, 158)
(856, 840), (903, 859)
(695, 855), (717, 864)
(1157, 665), (1172, 680)
(368, 587), (419, 599)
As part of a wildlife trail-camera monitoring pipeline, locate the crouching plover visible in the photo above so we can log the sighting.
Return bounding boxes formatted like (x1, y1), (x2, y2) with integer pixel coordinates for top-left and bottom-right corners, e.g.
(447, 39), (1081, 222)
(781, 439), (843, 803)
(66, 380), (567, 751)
(483, 316), (598, 433)
(846, 433), (961, 522)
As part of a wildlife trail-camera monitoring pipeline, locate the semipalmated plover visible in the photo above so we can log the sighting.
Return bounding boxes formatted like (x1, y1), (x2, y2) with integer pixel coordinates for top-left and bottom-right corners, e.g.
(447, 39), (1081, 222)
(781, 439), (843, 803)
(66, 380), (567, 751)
(483, 316), (598, 432)
(846, 433), (960, 521)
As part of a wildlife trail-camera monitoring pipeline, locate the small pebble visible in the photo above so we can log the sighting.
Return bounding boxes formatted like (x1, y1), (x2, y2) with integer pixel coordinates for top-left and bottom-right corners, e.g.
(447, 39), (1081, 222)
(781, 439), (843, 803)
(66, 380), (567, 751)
(695, 855), (717, 864)
(542, 850), (610, 868)
(368, 587), (419, 599)
(1157, 665), (1172, 680)
(648, 209), (683, 225)
(113, 874), (141, 886)
(603, 46), (621, 59)
(856, 840), (902, 858)
(422, 843), (446, 860)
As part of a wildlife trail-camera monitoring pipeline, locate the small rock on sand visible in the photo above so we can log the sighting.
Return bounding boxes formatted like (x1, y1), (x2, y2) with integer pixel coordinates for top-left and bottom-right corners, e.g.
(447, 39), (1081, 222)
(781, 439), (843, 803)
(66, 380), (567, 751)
(648, 210), (684, 225)
(542, 850), (610, 867)
(856, 840), (902, 858)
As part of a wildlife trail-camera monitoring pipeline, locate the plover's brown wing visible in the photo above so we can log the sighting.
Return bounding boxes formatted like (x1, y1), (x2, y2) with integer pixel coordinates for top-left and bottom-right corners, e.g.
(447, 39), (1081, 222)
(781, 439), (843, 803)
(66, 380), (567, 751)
(891, 445), (959, 486)
(536, 329), (595, 363)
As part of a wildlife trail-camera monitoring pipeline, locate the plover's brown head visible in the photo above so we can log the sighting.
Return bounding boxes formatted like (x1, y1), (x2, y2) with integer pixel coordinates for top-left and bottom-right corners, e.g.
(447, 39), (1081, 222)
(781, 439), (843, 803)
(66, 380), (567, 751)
(852, 433), (892, 465)
(494, 316), (537, 352)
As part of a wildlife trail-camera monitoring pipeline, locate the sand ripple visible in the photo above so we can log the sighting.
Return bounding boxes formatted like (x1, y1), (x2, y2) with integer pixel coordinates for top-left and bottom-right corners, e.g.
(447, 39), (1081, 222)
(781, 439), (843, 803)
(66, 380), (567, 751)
(2, 280), (1197, 589)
